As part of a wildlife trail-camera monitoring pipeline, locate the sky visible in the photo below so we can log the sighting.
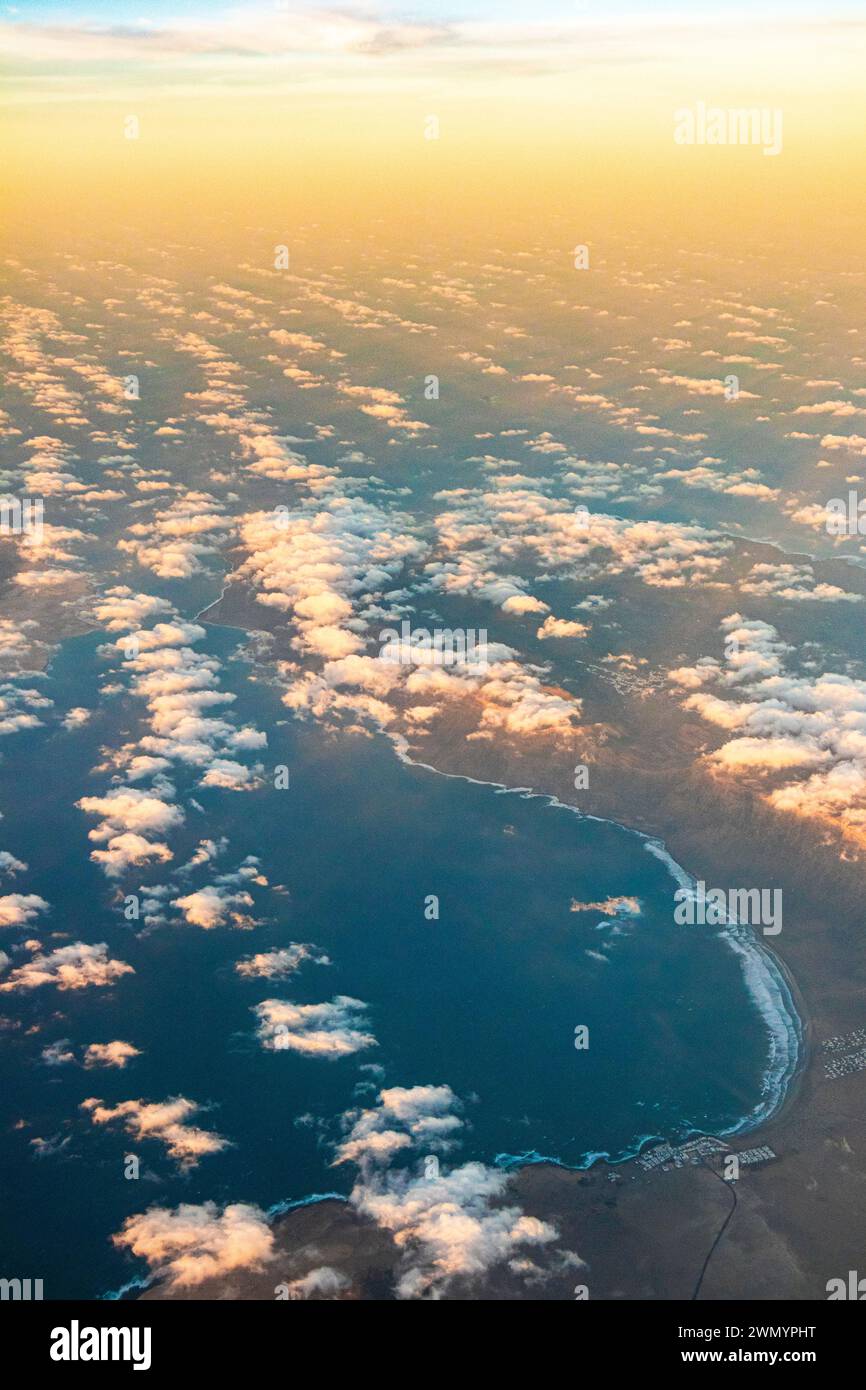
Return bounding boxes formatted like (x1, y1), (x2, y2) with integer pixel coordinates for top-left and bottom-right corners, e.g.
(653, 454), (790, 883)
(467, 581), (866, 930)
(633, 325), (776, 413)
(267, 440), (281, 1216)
(2, 3), (863, 265)
(5, 0), (863, 18)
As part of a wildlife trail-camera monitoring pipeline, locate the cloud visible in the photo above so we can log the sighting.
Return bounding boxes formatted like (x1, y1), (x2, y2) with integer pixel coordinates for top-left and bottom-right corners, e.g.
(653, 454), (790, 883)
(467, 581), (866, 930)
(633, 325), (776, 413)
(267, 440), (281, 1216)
(0, 892), (49, 928)
(0, 942), (133, 993)
(119, 497), (231, 580)
(172, 884), (255, 930)
(171, 855), (267, 932)
(284, 635), (582, 744)
(332, 1083), (580, 1299)
(0, 10), (452, 67)
(537, 616), (589, 639)
(62, 706), (92, 730)
(570, 896), (641, 917)
(0, 682), (53, 738)
(337, 383), (429, 436)
(82, 1096), (228, 1169)
(199, 758), (262, 790)
(84, 1041), (142, 1069)
(501, 594), (549, 615)
(77, 788), (185, 837)
(78, 600), (267, 876)
(278, 1266), (350, 1300)
(77, 789), (183, 877)
(234, 499), (425, 660)
(253, 995), (376, 1058)
(468, 662), (582, 740)
(14, 568), (85, 590)
(819, 433), (866, 455)
(740, 562), (861, 603)
(334, 1085), (463, 1168)
(0, 620), (34, 665)
(672, 613), (866, 842)
(645, 369), (759, 399)
(179, 839), (228, 873)
(356, 1161), (560, 1300)
(113, 1202), (274, 1290)
(654, 461), (778, 501)
(235, 944), (330, 979)
(104, 601), (266, 783)
(88, 831), (175, 877)
(224, 483), (588, 747)
(93, 586), (174, 636)
(0, 851), (27, 876)
(432, 488), (730, 593)
(793, 400), (866, 418)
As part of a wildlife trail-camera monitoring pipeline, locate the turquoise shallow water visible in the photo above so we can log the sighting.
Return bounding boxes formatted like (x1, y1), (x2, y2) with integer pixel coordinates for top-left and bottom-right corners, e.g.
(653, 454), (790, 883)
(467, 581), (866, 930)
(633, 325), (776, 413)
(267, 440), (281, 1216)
(0, 626), (800, 1298)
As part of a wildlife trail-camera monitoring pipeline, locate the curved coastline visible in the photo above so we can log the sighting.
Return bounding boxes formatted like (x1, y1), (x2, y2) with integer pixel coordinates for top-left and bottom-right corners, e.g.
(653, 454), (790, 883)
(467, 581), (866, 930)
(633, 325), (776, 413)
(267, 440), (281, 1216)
(238, 760), (808, 1263)
(196, 733), (808, 1263)
(98, 642), (807, 1300)
(642, 839), (805, 1136)
(390, 732), (806, 1168)
(205, 603), (807, 1154)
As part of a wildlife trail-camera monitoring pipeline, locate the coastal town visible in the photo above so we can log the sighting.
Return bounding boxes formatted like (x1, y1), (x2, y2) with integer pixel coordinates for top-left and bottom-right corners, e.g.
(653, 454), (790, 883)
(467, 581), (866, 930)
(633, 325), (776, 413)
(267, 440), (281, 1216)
(822, 1029), (866, 1081)
(635, 1136), (777, 1176)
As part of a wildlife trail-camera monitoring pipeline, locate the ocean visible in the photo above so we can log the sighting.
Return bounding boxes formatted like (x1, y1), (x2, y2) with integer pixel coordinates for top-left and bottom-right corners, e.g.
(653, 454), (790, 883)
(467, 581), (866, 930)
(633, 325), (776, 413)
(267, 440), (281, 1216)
(0, 622), (801, 1298)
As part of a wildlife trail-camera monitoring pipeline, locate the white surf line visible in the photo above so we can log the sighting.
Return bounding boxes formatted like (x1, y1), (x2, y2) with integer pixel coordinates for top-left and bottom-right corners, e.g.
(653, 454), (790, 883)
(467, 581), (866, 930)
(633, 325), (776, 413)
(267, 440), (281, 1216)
(392, 732), (804, 1138)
